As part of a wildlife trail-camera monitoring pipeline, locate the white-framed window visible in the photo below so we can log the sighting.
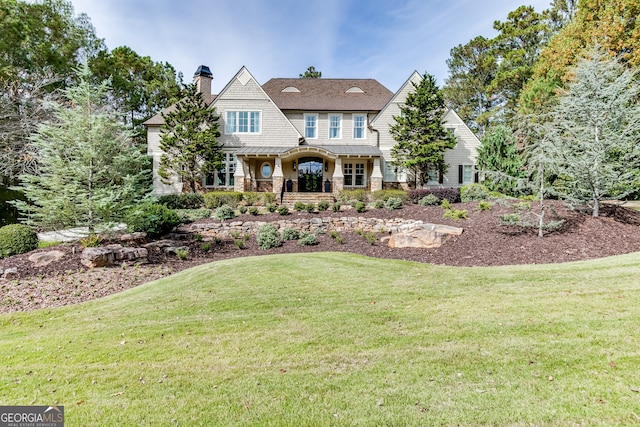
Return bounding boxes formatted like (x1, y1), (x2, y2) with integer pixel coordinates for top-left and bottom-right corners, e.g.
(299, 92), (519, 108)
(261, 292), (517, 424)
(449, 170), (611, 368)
(205, 153), (236, 188)
(460, 164), (475, 184)
(329, 114), (342, 139)
(304, 114), (318, 139)
(353, 114), (366, 139)
(344, 162), (366, 187)
(225, 111), (261, 134)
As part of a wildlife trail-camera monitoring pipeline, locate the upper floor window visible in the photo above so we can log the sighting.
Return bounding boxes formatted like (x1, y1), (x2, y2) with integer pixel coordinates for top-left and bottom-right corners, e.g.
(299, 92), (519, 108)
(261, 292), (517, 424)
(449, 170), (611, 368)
(329, 114), (342, 139)
(304, 114), (317, 139)
(226, 111), (261, 134)
(353, 115), (366, 139)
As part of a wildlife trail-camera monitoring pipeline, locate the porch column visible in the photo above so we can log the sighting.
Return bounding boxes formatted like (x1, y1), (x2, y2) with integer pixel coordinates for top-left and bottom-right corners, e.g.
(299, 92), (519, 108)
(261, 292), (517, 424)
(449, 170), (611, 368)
(273, 157), (284, 195)
(234, 158), (246, 192)
(333, 158), (344, 193)
(371, 157), (383, 192)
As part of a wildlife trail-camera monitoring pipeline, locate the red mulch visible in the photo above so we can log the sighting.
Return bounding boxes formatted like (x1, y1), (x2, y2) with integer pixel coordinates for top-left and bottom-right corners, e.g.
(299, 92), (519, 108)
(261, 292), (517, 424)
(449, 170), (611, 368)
(1, 200), (639, 314)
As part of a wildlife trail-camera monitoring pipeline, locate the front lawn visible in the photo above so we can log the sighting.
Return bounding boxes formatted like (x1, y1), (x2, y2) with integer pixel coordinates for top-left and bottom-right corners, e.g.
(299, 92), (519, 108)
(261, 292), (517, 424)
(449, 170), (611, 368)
(1, 252), (639, 426)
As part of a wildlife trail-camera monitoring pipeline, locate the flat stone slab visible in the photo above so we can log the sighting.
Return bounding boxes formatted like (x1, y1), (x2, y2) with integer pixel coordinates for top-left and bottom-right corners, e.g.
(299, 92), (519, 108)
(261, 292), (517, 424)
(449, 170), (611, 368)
(28, 250), (65, 267)
(383, 223), (463, 249)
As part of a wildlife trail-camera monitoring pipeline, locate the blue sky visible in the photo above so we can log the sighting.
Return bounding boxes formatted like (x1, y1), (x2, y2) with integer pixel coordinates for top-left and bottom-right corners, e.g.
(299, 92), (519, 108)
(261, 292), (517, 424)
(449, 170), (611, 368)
(70, 0), (552, 93)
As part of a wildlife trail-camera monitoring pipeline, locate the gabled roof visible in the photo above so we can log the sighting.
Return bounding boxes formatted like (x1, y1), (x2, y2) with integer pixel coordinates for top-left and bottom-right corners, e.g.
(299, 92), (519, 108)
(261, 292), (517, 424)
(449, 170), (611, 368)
(143, 95), (217, 126)
(262, 78), (393, 112)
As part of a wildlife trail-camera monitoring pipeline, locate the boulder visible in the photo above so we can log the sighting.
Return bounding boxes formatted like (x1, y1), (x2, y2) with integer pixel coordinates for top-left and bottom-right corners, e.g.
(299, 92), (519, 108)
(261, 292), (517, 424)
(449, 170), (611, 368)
(120, 232), (147, 242)
(81, 244), (148, 268)
(28, 250), (65, 267)
(2, 267), (18, 280)
(382, 223), (463, 249)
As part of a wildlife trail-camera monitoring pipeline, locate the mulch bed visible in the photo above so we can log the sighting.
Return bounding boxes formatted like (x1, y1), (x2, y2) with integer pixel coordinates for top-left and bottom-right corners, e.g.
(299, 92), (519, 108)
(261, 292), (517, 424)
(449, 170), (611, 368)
(1, 199), (639, 314)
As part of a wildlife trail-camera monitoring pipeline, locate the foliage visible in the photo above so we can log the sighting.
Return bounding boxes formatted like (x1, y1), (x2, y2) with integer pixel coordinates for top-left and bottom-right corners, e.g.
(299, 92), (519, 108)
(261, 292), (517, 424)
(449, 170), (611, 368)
(203, 191), (243, 209)
(276, 205), (290, 216)
(200, 242), (211, 252)
(317, 200), (330, 211)
(125, 202), (181, 238)
(408, 188), (460, 204)
(374, 200), (385, 209)
(337, 189), (368, 203)
(0, 223), (38, 258)
(237, 205), (247, 215)
(372, 189), (408, 202)
(80, 234), (103, 248)
(266, 203), (277, 213)
(328, 230), (340, 239)
(299, 66), (322, 78)
(443, 208), (468, 220)
(214, 204), (236, 221)
(535, 46), (640, 217)
(332, 202), (341, 213)
(262, 192), (277, 205)
(304, 203), (315, 213)
(440, 199), (452, 210)
(298, 232), (318, 246)
(476, 125), (525, 195)
(384, 197), (404, 210)
(390, 73), (457, 187)
(159, 83), (222, 193)
(460, 183), (492, 202)
(293, 201), (306, 212)
(354, 202), (367, 213)
(11, 65), (150, 233)
(248, 207), (259, 216)
(242, 192), (260, 206)
(281, 228), (300, 241)
(158, 193), (204, 210)
(175, 208), (211, 223)
(256, 224), (282, 250)
(361, 232), (377, 245)
(233, 240), (244, 250)
(478, 201), (493, 211)
(418, 194), (440, 206)
(174, 248), (189, 260)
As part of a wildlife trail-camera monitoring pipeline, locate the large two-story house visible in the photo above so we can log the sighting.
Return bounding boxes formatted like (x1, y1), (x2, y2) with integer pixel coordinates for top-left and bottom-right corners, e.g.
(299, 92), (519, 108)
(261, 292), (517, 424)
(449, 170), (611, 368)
(145, 65), (480, 196)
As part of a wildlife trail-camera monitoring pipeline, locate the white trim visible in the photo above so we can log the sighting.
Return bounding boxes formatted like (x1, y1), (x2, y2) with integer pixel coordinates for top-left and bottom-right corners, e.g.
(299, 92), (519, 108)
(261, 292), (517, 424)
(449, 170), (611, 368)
(224, 110), (263, 135)
(304, 113), (318, 139)
(353, 114), (367, 139)
(329, 113), (342, 140)
(343, 161), (367, 188)
(260, 161), (273, 178)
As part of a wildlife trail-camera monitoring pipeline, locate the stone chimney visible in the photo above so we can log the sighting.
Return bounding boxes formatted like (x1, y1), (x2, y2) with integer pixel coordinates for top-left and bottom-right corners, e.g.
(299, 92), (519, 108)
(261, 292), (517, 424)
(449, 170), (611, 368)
(194, 65), (213, 104)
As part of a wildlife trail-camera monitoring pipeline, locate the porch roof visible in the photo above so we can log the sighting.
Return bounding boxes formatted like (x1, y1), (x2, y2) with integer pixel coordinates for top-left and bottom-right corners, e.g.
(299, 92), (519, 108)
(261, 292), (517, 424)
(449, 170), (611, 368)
(234, 145), (382, 158)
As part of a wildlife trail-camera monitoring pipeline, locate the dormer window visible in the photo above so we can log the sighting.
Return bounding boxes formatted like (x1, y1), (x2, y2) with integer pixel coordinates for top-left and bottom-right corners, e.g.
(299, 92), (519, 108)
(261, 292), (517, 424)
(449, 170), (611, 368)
(282, 86), (300, 93)
(346, 87), (364, 93)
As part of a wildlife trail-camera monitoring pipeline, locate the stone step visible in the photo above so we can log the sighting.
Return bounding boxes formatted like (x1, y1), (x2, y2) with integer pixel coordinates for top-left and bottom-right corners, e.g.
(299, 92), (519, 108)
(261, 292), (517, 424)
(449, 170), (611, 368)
(281, 192), (335, 207)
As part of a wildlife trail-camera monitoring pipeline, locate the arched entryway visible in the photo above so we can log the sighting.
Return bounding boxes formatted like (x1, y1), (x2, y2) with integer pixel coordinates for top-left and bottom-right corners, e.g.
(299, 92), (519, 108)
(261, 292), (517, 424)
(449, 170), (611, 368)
(297, 157), (323, 192)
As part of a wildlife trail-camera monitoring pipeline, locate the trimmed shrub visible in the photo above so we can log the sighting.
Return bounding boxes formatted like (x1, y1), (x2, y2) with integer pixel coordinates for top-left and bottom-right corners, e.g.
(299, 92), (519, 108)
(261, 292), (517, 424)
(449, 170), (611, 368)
(304, 203), (315, 213)
(266, 203), (277, 213)
(238, 205), (248, 214)
(281, 228), (300, 241)
(384, 197), (404, 210)
(418, 194), (440, 206)
(374, 200), (385, 209)
(293, 201), (306, 212)
(460, 183), (491, 202)
(203, 191), (243, 209)
(214, 204), (237, 221)
(354, 201), (367, 213)
(317, 200), (330, 211)
(277, 205), (290, 216)
(332, 202), (341, 212)
(0, 224), (38, 258)
(337, 189), (368, 203)
(125, 203), (181, 238)
(262, 192), (277, 205)
(248, 206), (260, 216)
(408, 188), (460, 204)
(158, 193), (204, 209)
(242, 192), (261, 206)
(256, 224), (282, 250)
(175, 208), (211, 223)
(298, 232), (318, 246)
(372, 189), (408, 202)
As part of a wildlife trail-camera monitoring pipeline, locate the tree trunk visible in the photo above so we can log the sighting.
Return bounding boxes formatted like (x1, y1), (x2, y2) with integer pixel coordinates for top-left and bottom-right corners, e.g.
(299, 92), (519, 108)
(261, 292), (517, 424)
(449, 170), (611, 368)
(593, 198), (599, 217)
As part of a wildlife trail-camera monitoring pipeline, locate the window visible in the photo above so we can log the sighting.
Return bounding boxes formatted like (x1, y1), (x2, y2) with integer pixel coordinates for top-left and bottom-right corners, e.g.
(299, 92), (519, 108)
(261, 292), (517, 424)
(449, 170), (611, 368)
(459, 164), (475, 184)
(329, 114), (342, 139)
(344, 162), (366, 187)
(225, 111), (261, 134)
(353, 115), (366, 139)
(427, 169), (439, 185)
(304, 114), (317, 139)
(205, 153), (236, 188)
(260, 162), (272, 178)
(383, 161), (399, 182)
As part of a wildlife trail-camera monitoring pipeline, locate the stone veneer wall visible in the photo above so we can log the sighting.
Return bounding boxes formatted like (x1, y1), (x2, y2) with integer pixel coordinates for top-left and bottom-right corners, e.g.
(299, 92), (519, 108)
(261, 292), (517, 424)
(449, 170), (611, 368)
(188, 217), (427, 238)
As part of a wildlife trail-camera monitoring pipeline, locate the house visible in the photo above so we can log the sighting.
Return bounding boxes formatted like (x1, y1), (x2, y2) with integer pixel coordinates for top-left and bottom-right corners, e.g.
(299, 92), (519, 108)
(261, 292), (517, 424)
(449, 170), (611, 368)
(144, 65), (480, 196)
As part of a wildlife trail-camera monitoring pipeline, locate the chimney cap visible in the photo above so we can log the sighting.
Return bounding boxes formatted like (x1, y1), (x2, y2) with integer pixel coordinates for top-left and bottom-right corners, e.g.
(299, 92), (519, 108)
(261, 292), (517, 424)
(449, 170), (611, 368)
(194, 65), (213, 78)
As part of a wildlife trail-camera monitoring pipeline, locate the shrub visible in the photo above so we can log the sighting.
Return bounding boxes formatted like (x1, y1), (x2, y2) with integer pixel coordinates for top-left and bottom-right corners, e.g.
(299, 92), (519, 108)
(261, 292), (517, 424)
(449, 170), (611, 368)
(500, 213), (522, 225)
(440, 199), (451, 210)
(293, 201), (306, 212)
(80, 234), (103, 248)
(158, 193), (204, 210)
(478, 200), (492, 211)
(281, 228), (300, 241)
(354, 201), (367, 213)
(372, 189), (408, 202)
(337, 189), (368, 203)
(298, 232), (318, 246)
(408, 188), (460, 204)
(362, 232), (376, 245)
(335, 236), (344, 244)
(248, 206), (260, 216)
(266, 203), (277, 213)
(304, 203), (315, 213)
(256, 224), (282, 250)
(374, 200), (385, 209)
(175, 208), (211, 223)
(277, 205), (290, 216)
(460, 183), (491, 202)
(332, 202), (341, 212)
(201, 242), (212, 252)
(317, 200), (330, 211)
(329, 230), (340, 239)
(234, 239), (245, 249)
(175, 248), (189, 260)
(203, 191), (243, 209)
(243, 192), (260, 206)
(444, 208), (468, 220)
(214, 204), (237, 221)
(0, 224), (38, 258)
(384, 197), (404, 210)
(238, 205), (248, 214)
(125, 203), (181, 238)
(262, 192), (277, 205)
(418, 194), (440, 206)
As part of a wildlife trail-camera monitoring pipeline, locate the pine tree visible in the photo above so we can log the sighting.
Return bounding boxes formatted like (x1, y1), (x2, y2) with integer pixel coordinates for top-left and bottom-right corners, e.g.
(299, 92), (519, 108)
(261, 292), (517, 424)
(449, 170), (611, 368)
(159, 84), (222, 193)
(540, 46), (640, 216)
(476, 125), (525, 195)
(390, 73), (457, 187)
(12, 65), (150, 232)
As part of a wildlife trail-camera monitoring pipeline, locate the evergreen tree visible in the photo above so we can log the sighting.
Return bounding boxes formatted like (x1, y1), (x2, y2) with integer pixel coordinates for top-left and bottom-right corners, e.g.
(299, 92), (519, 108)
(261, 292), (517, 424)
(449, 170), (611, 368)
(299, 66), (322, 78)
(539, 46), (640, 217)
(12, 65), (150, 232)
(390, 73), (457, 187)
(159, 84), (223, 193)
(476, 125), (525, 195)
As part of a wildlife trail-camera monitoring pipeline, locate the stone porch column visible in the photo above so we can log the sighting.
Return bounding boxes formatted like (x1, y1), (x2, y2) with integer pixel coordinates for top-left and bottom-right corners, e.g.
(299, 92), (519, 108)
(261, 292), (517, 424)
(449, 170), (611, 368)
(233, 158), (246, 192)
(371, 157), (383, 192)
(272, 157), (284, 195)
(333, 157), (344, 193)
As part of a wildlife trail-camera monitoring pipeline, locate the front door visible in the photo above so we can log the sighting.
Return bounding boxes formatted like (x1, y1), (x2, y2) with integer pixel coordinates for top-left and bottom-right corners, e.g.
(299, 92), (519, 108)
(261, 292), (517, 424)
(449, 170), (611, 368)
(298, 157), (323, 192)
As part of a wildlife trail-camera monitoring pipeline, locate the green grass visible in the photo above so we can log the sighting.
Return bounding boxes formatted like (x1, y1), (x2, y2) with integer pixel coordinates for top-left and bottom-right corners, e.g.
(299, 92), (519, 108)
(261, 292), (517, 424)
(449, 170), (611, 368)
(2, 252), (640, 426)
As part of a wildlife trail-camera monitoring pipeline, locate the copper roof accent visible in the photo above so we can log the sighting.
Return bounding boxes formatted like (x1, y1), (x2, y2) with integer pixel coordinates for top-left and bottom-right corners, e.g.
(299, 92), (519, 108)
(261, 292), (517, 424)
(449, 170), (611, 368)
(262, 78), (393, 112)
